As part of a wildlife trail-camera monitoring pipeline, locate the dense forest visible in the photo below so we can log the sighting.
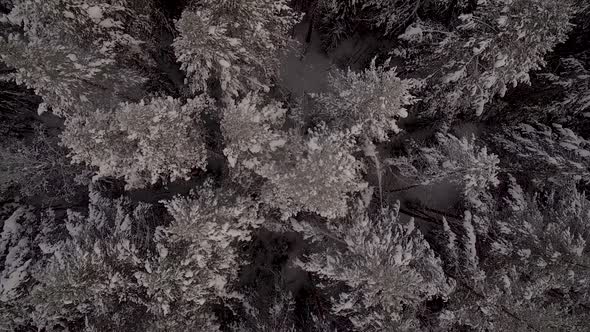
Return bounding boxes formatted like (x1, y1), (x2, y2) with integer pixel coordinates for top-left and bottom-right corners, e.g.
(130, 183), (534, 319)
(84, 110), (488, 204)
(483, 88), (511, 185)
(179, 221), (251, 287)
(1, 0), (590, 330)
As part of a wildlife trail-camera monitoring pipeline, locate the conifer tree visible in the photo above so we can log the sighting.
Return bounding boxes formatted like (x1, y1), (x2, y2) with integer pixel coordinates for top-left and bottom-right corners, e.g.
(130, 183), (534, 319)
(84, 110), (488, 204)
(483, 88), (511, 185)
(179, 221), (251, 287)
(174, 0), (300, 97)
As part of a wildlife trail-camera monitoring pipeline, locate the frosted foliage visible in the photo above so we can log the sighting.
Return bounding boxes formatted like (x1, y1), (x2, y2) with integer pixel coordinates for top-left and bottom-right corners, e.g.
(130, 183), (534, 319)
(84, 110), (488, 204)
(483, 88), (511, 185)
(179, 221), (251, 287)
(61, 110), (136, 183)
(257, 292), (297, 332)
(298, 201), (454, 330)
(5, 184), (253, 331)
(173, 0), (300, 96)
(496, 185), (590, 261)
(29, 190), (151, 330)
(62, 96), (208, 188)
(135, 184), (262, 327)
(0, 206), (66, 331)
(0, 126), (85, 201)
(0, 207), (36, 332)
(22, 185), (256, 330)
(539, 57), (590, 120)
(444, 185), (590, 331)
(497, 122), (590, 185)
(117, 97), (208, 186)
(441, 217), (458, 272)
(222, 93), (366, 219)
(162, 183), (262, 270)
(0, 0), (146, 116)
(321, 0), (420, 35)
(146, 312), (222, 332)
(258, 127), (367, 220)
(221, 93), (288, 168)
(504, 174), (526, 212)
(363, 0), (422, 35)
(0, 40), (144, 116)
(390, 134), (499, 209)
(462, 211), (480, 274)
(3, 0), (144, 53)
(233, 288), (297, 332)
(555, 58), (590, 114)
(432, 0), (573, 115)
(0, 207), (35, 302)
(315, 59), (417, 141)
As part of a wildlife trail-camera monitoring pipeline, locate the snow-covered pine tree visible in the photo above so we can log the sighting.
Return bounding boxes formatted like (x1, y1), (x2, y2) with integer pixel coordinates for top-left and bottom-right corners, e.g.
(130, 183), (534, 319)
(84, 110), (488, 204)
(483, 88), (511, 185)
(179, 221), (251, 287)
(439, 178), (590, 331)
(137, 181), (263, 331)
(0, 206), (35, 303)
(222, 92), (367, 219)
(426, 0), (574, 116)
(316, 0), (424, 49)
(61, 96), (209, 189)
(0, 0), (148, 116)
(313, 58), (418, 142)
(173, 0), (301, 97)
(389, 133), (500, 210)
(550, 57), (590, 117)
(26, 189), (153, 331)
(297, 195), (454, 331)
(494, 122), (590, 188)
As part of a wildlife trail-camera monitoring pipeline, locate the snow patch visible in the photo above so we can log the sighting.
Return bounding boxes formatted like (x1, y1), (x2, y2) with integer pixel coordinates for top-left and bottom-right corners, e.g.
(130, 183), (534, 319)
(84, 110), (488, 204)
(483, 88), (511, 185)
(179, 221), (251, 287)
(398, 25), (423, 42)
(63, 11), (75, 19)
(99, 18), (117, 28)
(86, 6), (103, 20)
(442, 68), (465, 84)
